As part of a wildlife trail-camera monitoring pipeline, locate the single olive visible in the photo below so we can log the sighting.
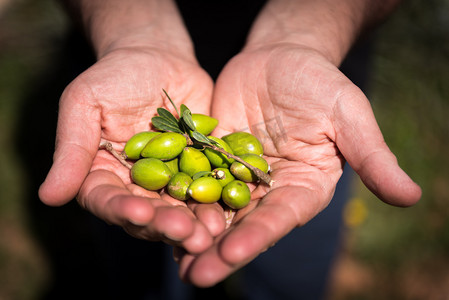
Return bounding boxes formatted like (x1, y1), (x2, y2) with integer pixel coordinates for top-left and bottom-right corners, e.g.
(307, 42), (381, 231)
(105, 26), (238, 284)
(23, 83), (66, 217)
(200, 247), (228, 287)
(164, 158), (179, 175)
(191, 113), (218, 136)
(167, 172), (193, 201)
(230, 154), (269, 182)
(131, 158), (172, 190)
(203, 136), (235, 168)
(222, 180), (251, 209)
(141, 132), (187, 161)
(179, 147), (211, 177)
(124, 131), (161, 160)
(187, 177), (222, 204)
(212, 168), (235, 187)
(222, 132), (264, 156)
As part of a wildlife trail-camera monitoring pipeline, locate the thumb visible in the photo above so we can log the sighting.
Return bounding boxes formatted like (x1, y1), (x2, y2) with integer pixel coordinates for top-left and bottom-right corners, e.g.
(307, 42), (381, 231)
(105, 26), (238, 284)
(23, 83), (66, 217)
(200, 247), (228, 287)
(334, 90), (421, 207)
(38, 82), (101, 206)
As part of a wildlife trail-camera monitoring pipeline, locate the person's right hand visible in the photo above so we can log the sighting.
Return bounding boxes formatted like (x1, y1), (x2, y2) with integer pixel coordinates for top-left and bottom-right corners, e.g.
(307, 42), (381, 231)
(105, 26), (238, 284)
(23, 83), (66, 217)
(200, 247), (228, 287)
(38, 45), (218, 254)
(177, 42), (422, 287)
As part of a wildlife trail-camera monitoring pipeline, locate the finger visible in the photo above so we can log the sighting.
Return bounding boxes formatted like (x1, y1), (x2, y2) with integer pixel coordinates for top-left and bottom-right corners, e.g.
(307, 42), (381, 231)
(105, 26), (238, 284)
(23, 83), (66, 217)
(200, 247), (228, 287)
(187, 200), (226, 237)
(80, 169), (214, 253)
(126, 204), (213, 254)
(182, 185), (326, 287)
(39, 81), (101, 206)
(333, 87), (421, 206)
(79, 169), (155, 226)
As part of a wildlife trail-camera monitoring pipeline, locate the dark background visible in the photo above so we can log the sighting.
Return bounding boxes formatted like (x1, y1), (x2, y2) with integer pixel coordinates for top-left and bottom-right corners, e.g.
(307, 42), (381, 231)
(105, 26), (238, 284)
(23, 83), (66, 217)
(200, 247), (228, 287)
(1, 0), (448, 299)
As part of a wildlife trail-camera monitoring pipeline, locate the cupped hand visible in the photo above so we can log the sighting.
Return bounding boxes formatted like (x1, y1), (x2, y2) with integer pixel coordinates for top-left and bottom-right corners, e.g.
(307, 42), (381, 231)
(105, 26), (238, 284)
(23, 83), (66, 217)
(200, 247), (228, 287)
(178, 43), (422, 286)
(38, 46), (217, 253)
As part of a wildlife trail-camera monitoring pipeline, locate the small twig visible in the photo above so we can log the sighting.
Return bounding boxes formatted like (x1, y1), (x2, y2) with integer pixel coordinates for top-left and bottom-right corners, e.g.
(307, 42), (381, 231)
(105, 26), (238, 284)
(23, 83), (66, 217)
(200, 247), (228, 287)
(224, 208), (236, 228)
(100, 141), (132, 170)
(203, 144), (273, 186)
(183, 133), (194, 146)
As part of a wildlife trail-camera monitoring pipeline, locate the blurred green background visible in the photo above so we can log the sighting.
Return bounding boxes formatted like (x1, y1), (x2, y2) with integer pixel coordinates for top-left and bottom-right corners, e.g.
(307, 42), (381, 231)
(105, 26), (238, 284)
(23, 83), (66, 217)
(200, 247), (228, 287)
(0, 0), (448, 299)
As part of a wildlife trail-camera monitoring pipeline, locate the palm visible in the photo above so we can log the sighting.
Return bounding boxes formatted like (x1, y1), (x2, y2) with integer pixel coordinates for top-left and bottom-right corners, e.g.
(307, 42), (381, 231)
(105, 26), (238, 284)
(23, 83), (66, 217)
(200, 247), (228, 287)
(212, 46), (352, 223)
(180, 44), (421, 286)
(40, 47), (216, 252)
(81, 48), (213, 182)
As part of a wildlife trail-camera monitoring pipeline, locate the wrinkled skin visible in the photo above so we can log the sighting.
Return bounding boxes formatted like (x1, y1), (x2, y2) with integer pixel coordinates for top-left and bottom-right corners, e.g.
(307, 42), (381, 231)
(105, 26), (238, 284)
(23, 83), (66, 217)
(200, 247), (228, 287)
(177, 44), (421, 287)
(38, 42), (421, 288)
(38, 47), (219, 254)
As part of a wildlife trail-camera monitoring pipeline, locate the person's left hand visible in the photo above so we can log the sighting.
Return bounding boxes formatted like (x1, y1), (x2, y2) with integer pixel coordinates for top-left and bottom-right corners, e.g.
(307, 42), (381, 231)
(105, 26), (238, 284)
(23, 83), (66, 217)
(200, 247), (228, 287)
(176, 43), (421, 287)
(38, 46), (218, 253)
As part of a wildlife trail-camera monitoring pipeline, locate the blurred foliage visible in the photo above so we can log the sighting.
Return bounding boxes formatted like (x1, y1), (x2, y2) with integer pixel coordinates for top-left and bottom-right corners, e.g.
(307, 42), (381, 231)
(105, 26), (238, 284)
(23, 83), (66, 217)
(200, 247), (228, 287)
(0, 1), (67, 299)
(337, 0), (449, 299)
(0, 0), (448, 299)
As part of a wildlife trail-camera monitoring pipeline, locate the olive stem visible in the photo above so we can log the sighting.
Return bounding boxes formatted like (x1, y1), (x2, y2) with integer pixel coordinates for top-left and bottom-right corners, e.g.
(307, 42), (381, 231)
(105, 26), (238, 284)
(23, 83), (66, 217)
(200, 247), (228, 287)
(202, 144), (273, 186)
(100, 141), (133, 170)
(183, 133), (194, 146)
(224, 209), (236, 228)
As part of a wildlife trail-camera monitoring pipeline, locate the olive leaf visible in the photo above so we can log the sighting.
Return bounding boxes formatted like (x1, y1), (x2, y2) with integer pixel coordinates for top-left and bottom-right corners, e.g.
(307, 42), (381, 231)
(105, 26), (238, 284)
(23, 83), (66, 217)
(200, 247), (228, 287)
(180, 104), (189, 116)
(207, 138), (221, 147)
(190, 130), (213, 145)
(157, 107), (179, 125)
(151, 116), (184, 133)
(178, 104), (196, 132)
(162, 89), (180, 117)
(192, 171), (212, 181)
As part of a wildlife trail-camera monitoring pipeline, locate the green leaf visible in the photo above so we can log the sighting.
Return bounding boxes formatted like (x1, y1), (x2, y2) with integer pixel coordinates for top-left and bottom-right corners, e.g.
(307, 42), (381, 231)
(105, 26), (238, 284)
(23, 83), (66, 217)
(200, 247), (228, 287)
(181, 111), (196, 132)
(157, 107), (179, 125)
(192, 171), (212, 181)
(180, 104), (189, 116)
(191, 130), (212, 145)
(207, 138), (220, 146)
(151, 116), (183, 133)
(162, 89), (180, 117)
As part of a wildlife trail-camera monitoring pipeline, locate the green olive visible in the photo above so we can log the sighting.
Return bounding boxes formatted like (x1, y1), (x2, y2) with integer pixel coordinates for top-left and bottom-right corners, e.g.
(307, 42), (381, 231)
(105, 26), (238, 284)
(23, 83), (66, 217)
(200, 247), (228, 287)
(141, 132), (187, 161)
(191, 113), (218, 136)
(131, 158), (172, 190)
(124, 131), (161, 160)
(203, 136), (235, 168)
(230, 154), (269, 182)
(179, 147), (211, 177)
(212, 168), (235, 187)
(222, 132), (264, 156)
(167, 172), (193, 201)
(187, 177), (222, 204)
(164, 158), (179, 175)
(222, 180), (251, 209)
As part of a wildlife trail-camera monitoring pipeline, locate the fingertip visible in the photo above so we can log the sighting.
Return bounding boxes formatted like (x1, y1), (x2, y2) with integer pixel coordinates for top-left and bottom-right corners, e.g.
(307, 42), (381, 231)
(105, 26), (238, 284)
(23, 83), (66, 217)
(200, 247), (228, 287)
(190, 202), (226, 237)
(39, 143), (95, 206)
(184, 252), (226, 288)
(155, 206), (196, 241)
(218, 226), (260, 265)
(38, 169), (78, 206)
(181, 222), (214, 255)
(373, 170), (422, 207)
(123, 198), (156, 226)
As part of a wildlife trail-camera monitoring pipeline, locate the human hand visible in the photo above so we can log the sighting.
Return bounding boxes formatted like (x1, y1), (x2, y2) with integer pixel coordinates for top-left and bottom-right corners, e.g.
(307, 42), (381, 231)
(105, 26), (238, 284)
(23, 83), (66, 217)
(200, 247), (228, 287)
(38, 46), (218, 253)
(178, 43), (422, 286)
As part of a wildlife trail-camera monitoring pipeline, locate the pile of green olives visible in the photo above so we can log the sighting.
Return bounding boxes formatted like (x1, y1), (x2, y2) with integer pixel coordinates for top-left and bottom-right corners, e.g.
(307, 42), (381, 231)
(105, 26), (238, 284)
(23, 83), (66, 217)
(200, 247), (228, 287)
(123, 113), (269, 210)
